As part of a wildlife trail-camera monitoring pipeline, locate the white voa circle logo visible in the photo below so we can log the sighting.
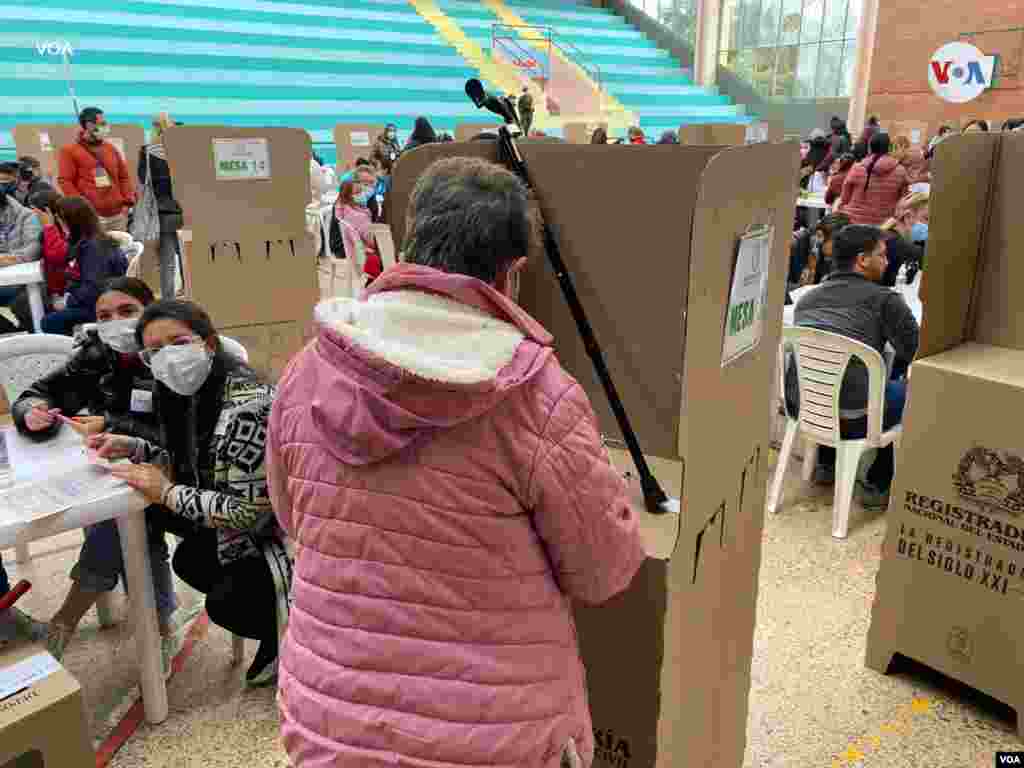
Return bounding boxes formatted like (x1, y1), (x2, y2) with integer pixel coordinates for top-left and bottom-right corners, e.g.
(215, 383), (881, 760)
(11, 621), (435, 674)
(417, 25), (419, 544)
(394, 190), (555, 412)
(929, 42), (996, 103)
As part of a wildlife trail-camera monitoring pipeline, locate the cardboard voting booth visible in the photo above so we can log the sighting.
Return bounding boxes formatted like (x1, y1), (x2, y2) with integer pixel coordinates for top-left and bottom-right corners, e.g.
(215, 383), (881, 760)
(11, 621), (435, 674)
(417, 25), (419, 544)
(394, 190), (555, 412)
(0, 645), (92, 767)
(333, 124), (384, 172)
(678, 123), (748, 146)
(13, 123), (144, 185)
(391, 140), (799, 766)
(563, 122), (607, 144)
(161, 126), (319, 380)
(866, 132), (1024, 735)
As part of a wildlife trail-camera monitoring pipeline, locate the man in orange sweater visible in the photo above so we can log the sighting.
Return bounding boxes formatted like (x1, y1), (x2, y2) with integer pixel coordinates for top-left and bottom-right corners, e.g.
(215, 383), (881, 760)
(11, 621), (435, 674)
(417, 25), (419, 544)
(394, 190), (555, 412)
(58, 107), (135, 232)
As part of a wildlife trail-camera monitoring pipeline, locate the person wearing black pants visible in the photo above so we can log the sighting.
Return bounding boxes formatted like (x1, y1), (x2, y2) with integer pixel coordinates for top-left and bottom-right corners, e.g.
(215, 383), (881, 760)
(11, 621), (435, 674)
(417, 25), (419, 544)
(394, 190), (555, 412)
(91, 299), (290, 685)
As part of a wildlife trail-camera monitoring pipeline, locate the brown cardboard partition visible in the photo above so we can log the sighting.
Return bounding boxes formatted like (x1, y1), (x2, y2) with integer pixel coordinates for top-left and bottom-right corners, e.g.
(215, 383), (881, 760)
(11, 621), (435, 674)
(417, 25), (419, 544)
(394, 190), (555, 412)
(13, 123), (145, 183)
(866, 132), (1024, 735)
(678, 123), (747, 146)
(161, 126), (319, 379)
(887, 120), (932, 147)
(333, 124), (384, 171)
(454, 123), (501, 142)
(391, 140), (799, 767)
(563, 121), (606, 144)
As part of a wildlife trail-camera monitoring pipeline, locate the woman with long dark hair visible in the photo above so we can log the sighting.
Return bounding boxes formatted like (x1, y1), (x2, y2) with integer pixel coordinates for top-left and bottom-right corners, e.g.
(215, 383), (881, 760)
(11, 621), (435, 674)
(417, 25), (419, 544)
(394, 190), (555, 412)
(41, 196), (128, 335)
(89, 300), (289, 685)
(404, 116), (437, 151)
(13, 278), (181, 665)
(838, 132), (910, 225)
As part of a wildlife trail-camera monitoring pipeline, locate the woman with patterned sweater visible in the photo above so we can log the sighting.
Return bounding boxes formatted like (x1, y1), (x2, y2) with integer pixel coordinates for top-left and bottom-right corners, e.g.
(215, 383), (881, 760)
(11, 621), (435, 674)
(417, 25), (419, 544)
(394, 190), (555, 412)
(89, 299), (290, 686)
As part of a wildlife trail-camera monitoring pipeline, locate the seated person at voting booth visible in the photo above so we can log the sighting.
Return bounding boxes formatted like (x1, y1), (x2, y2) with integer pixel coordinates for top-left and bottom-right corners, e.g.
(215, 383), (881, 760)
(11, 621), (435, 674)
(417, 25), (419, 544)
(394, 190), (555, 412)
(0, 162), (43, 314)
(13, 278), (178, 665)
(330, 175), (382, 283)
(90, 300), (289, 687)
(787, 225), (920, 509)
(788, 212), (850, 292)
(41, 197), (129, 336)
(271, 157), (646, 768)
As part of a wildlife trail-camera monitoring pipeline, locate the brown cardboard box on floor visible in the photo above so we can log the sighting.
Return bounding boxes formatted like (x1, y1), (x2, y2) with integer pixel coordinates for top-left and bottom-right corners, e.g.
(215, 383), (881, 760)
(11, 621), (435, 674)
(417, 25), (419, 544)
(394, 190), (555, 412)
(392, 139), (799, 766)
(161, 126), (319, 382)
(678, 123), (747, 146)
(0, 645), (92, 767)
(866, 132), (1024, 736)
(13, 123), (145, 188)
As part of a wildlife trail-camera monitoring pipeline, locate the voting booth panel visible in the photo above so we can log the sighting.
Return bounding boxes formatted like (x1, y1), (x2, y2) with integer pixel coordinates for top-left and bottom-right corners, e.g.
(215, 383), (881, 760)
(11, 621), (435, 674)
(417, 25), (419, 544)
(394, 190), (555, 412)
(866, 132), (1024, 736)
(563, 122), (607, 144)
(454, 123), (502, 142)
(333, 125), (385, 172)
(161, 126), (319, 380)
(13, 124), (145, 187)
(390, 140), (799, 767)
(678, 123), (748, 146)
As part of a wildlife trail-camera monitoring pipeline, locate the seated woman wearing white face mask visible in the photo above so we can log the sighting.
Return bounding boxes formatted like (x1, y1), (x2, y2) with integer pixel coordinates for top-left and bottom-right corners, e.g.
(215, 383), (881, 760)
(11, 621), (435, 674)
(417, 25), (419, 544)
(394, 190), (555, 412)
(12, 278), (180, 665)
(89, 300), (289, 686)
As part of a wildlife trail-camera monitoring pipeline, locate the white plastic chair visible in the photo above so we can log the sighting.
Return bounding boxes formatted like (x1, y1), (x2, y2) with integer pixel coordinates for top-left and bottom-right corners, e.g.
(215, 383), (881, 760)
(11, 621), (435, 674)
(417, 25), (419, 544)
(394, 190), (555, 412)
(767, 327), (902, 539)
(318, 208), (364, 299)
(0, 334), (76, 562)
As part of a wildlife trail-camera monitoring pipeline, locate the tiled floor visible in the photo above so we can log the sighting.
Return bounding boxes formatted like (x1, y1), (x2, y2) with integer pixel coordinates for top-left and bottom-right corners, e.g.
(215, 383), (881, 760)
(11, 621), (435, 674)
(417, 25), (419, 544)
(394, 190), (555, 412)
(3, 449), (1022, 767)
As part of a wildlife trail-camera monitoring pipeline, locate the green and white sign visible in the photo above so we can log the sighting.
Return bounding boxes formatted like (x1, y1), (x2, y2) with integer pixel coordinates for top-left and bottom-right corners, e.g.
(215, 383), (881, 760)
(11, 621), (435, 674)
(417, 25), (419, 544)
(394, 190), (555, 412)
(722, 226), (772, 367)
(213, 138), (271, 181)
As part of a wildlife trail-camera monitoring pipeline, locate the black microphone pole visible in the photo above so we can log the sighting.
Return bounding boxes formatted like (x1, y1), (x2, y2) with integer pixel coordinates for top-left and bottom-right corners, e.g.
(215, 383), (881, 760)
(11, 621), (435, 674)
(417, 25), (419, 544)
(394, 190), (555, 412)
(464, 80), (670, 514)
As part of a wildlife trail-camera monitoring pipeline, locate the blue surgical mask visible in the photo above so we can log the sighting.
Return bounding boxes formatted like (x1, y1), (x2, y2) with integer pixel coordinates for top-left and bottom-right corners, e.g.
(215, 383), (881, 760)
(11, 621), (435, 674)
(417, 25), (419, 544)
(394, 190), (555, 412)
(911, 222), (929, 243)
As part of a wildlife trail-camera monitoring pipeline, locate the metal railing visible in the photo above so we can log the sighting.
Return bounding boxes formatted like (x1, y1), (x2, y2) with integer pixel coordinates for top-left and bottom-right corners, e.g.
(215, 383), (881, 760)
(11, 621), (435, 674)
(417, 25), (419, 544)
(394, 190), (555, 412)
(491, 24), (603, 97)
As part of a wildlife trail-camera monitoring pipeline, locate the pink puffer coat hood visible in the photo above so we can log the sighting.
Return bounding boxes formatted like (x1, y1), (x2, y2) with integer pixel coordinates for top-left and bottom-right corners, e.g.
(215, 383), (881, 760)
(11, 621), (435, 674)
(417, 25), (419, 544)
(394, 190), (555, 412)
(268, 264), (645, 768)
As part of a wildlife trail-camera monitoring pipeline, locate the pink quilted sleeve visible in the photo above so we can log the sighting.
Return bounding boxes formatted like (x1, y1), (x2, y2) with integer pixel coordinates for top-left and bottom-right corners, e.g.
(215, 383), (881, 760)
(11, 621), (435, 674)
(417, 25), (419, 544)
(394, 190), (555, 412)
(529, 382), (646, 604)
(267, 394), (295, 538)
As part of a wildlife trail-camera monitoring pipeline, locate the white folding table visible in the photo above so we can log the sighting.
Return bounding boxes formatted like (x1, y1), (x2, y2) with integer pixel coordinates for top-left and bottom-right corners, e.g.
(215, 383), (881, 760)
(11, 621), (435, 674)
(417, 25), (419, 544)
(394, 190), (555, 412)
(0, 426), (168, 724)
(0, 263), (46, 332)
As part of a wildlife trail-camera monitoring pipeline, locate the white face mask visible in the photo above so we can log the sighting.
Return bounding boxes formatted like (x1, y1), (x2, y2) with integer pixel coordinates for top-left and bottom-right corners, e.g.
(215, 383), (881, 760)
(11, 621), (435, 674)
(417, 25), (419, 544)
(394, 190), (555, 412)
(97, 317), (141, 354)
(150, 343), (213, 396)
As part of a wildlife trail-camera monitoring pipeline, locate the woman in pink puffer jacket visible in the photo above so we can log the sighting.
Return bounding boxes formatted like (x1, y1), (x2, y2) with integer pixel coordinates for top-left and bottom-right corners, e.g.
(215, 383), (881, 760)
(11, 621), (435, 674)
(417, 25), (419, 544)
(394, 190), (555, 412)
(267, 157), (646, 768)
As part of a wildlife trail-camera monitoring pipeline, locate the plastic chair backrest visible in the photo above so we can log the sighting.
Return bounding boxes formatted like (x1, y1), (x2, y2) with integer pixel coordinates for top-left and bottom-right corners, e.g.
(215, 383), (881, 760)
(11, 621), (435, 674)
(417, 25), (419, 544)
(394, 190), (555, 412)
(0, 334), (75, 406)
(319, 206), (336, 260)
(220, 336), (250, 364)
(781, 326), (888, 446)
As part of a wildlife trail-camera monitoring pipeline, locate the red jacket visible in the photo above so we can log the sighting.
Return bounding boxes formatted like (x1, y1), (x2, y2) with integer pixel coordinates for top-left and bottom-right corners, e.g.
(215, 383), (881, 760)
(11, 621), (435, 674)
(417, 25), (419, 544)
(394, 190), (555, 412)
(58, 138), (135, 217)
(41, 225), (69, 296)
(839, 154), (909, 226)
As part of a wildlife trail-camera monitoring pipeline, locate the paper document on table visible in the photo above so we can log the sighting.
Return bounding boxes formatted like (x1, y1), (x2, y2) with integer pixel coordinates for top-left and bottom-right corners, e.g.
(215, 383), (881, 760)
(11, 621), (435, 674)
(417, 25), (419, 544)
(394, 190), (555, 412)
(3, 425), (90, 485)
(0, 465), (125, 525)
(0, 652), (61, 699)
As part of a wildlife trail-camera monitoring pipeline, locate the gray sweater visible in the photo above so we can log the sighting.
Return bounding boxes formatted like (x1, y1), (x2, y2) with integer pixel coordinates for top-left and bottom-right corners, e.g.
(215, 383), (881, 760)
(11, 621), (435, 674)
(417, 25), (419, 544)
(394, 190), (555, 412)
(0, 195), (42, 264)
(792, 271), (919, 415)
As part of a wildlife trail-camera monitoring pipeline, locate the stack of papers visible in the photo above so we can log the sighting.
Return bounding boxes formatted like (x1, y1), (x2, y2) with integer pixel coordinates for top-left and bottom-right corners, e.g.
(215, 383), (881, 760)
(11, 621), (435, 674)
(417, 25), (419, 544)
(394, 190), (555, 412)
(0, 466), (126, 525)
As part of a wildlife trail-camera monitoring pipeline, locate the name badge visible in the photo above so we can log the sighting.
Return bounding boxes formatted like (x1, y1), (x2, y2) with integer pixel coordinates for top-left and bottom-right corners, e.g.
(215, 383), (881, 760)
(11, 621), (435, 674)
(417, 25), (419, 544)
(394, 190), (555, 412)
(95, 167), (111, 189)
(130, 389), (153, 413)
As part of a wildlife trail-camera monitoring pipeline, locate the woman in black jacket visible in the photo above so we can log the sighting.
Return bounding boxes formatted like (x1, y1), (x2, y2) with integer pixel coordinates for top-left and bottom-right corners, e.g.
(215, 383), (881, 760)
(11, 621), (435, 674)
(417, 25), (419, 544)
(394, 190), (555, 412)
(787, 212), (850, 291)
(139, 113), (183, 300)
(13, 278), (178, 664)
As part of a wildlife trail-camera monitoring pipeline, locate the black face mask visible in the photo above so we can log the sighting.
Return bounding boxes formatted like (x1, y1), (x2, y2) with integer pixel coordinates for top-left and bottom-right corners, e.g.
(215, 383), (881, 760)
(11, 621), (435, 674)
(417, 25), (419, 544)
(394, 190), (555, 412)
(18, 168), (34, 181)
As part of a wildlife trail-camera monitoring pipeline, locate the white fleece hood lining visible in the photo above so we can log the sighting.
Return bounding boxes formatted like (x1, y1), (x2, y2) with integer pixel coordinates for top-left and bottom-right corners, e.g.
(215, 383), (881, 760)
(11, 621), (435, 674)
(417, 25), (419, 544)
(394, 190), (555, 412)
(315, 290), (525, 385)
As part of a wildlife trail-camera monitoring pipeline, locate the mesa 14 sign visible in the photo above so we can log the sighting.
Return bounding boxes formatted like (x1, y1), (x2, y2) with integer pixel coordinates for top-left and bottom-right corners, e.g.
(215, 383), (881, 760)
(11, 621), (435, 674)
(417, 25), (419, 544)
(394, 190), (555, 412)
(929, 41), (996, 103)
